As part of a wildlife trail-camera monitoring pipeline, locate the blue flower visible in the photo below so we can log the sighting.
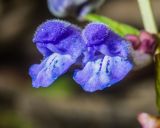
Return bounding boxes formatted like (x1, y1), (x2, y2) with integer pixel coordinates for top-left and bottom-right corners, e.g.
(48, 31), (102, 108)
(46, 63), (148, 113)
(73, 23), (133, 92)
(47, 0), (74, 17)
(29, 20), (85, 88)
(47, 0), (104, 20)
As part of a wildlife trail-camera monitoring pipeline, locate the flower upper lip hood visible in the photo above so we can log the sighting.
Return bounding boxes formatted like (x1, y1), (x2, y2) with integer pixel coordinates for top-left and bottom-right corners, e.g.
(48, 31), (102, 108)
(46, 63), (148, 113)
(33, 20), (81, 44)
(82, 23), (132, 58)
(32, 20), (85, 59)
(82, 23), (109, 46)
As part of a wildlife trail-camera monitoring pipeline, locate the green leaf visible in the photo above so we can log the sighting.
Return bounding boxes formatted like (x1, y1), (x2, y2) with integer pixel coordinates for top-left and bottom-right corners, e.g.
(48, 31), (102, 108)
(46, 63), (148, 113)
(85, 14), (140, 37)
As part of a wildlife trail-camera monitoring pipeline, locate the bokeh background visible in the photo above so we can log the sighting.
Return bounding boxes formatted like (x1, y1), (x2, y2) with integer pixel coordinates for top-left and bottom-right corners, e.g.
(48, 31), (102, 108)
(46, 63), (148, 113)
(0, 0), (160, 128)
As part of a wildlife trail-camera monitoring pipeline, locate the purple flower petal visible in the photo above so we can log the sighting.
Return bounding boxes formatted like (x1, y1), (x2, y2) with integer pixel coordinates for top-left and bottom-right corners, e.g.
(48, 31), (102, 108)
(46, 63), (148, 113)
(33, 20), (85, 58)
(82, 23), (132, 58)
(82, 23), (109, 46)
(109, 56), (133, 84)
(74, 56), (133, 92)
(74, 56), (110, 92)
(29, 53), (75, 88)
(36, 44), (52, 57)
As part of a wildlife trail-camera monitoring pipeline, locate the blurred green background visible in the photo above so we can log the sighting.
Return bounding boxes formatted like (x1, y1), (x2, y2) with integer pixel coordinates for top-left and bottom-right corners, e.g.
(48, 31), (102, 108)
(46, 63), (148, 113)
(0, 0), (159, 128)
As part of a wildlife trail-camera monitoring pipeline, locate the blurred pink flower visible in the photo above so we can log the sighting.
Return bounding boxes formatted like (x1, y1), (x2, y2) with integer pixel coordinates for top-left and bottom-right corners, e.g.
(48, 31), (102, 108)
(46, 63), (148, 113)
(138, 113), (160, 128)
(125, 31), (156, 70)
(125, 31), (156, 54)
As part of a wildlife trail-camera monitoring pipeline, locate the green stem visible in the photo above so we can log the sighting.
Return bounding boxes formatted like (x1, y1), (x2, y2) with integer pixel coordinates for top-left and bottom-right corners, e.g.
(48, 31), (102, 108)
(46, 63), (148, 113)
(137, 0), (158, 33)
(155, 54), (160, 113)
(138, 0), (160, 113)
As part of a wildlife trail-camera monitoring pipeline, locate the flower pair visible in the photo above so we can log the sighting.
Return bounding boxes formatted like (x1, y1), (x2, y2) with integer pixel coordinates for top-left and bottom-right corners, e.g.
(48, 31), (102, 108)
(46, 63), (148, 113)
(29, 20), (133, 92)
